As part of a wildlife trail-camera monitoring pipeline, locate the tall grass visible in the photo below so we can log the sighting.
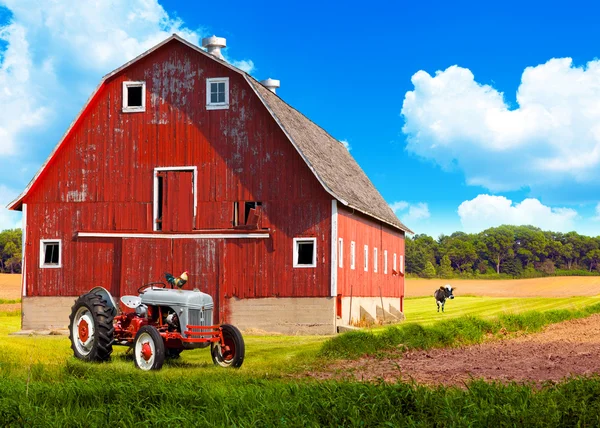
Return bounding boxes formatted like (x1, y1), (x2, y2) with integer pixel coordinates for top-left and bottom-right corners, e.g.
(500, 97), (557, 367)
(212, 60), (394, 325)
(320, 303), (600, 359)
(1, 370), (600, 426)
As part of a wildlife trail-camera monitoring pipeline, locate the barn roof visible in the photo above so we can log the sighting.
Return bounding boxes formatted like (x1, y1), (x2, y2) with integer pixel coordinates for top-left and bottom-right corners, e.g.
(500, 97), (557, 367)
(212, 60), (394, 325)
(7, 35), (412, 234)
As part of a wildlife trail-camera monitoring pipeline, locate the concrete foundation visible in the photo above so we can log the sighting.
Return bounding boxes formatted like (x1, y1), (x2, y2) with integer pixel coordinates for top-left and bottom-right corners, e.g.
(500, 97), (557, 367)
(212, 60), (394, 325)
(228, 297), (337, 335)
(339, 296), (404, 327)
(22, 297), (76, 330)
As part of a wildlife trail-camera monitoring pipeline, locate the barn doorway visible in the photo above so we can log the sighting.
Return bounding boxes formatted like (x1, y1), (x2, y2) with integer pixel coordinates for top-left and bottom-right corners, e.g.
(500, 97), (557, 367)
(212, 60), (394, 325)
(153, 167), (197, 232)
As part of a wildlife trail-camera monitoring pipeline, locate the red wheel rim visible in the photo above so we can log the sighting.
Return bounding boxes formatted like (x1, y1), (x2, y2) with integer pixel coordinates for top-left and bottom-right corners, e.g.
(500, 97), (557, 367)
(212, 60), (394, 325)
(78, 319), (89, 343)
(141, 342), (153, 361)
(221, 334), (236, 362)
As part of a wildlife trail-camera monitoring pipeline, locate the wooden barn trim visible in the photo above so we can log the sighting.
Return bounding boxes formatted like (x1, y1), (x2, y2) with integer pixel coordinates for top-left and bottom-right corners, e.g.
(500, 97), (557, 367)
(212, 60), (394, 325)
(77, 232), (270, 239)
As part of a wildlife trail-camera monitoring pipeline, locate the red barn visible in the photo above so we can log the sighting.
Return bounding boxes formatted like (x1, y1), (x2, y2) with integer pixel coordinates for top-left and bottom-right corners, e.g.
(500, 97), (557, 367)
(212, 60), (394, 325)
(8, 35), (412, 334)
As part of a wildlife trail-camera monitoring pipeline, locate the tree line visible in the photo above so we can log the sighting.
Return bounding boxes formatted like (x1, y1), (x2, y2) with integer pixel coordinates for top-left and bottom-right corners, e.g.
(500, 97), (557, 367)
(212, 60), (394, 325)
(0, 229), (22, 274)
(406, 225), (600, 278)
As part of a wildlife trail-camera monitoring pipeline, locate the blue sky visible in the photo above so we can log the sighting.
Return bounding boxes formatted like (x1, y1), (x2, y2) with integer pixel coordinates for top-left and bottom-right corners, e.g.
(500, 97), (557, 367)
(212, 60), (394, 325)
(1, 0), (600, 238)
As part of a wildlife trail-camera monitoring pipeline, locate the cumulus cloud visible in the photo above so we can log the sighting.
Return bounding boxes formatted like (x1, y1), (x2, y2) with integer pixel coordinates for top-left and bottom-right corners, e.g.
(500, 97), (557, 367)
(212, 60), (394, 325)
(339, 139), (351, 151)
(457, 194), (577, 232)
(401, 59), (600, 194)
(390, 201), (430, 224)
(230, 59), (255, 74)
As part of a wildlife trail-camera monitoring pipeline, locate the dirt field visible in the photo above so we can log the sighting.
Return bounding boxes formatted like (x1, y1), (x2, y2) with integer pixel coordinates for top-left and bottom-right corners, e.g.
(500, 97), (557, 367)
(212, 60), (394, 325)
(317, 314), (600, 386)
(407, 276), (600, 298)
(0, 274), (21, 312)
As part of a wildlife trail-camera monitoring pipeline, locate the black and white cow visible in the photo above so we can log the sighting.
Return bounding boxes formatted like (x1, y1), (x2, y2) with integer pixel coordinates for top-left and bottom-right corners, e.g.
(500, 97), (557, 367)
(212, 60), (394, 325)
(434, 284), (455, 312)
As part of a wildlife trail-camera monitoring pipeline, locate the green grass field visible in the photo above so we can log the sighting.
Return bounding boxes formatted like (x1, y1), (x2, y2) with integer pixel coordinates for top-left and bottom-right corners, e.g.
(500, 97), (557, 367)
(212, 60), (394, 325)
(3, 296), (600, 425)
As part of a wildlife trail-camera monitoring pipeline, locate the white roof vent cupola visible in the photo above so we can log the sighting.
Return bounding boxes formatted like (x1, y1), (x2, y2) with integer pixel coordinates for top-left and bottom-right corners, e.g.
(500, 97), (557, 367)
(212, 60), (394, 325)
(260, 78), (281, 94)
(202, 36), (227, 60)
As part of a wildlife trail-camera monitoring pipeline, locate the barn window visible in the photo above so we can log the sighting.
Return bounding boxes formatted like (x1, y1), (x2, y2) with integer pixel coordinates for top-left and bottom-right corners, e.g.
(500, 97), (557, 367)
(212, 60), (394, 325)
(40, 239), (62, 268)
(393, 253), (397, 273)
(364, 245), (369, 272)
(293, 238), (316, 268)
(374, 247), (378, 273)
(122, 81), (146, 112)
(400, 255), (404, 274)
(385, 250), (389, 274)
(338, 238), (343, 268)
(350, 241), (356, 270)
(206, 77), (229, 110)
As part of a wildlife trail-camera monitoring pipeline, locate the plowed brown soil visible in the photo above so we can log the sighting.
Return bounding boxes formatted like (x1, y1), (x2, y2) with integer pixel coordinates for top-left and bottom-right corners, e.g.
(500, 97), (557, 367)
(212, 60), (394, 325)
(406, 276), (600, 298)
(0, 274), (20, 300)
(316, 314), (600, 386)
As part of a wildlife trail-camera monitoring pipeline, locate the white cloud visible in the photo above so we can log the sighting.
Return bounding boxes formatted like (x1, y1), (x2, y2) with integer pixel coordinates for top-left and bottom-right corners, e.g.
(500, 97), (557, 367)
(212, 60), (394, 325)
(339, 139), (351, 151)
(230, 59), (255, 74)
(0, 185), (21, 231)
(390, 201), (430, 224)
(592, 203), (600, 221)
(457, 194), (577, 232)
(401, 59), (600, 194)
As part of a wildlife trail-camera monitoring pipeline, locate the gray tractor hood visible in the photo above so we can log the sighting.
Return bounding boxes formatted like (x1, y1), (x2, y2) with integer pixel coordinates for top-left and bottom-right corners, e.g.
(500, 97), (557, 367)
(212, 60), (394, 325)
(141, 287), (214, 310)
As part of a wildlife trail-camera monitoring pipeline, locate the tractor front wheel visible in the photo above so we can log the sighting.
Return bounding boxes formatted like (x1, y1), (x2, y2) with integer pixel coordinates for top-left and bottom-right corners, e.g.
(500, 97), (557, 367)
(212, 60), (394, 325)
(211, 324), (245, 368)
(133, 326), (165, 371)
(69, 292), (114, 362)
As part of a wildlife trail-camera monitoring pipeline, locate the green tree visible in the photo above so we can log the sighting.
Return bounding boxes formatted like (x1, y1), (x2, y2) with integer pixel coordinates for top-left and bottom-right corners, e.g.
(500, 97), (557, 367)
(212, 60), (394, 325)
(437, 255), (453, 277)
(481, 226), (514, 274)
(585, 249), (600, 272)
(502, 257), (523, 278)
(422, 261), (437, 278)
(445, 239), (477, 273)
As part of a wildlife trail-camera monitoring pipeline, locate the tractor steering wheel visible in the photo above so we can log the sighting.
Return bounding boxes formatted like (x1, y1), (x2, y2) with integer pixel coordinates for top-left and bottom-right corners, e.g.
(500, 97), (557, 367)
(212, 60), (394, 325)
(137, 282), (167, 294)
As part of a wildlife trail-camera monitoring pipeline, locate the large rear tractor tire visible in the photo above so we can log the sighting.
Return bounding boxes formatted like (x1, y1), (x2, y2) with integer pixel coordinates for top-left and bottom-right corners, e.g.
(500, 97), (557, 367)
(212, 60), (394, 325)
(211, 324), (245, 368)
(133, 325), (165, 371)
(69, 292), (115, 362)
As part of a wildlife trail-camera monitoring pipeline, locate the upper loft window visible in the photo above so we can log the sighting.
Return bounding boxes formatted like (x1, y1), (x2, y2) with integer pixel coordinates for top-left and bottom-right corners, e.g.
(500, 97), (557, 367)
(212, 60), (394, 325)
(206, 77), (229, 110)
(122, 81), (146, 113)
(40, 239), (62, 269)
(293, 237), (317, 268)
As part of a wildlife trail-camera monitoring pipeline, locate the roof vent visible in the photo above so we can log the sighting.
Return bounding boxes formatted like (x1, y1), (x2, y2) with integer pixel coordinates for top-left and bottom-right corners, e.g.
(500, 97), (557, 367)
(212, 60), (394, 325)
(260, 78), (281, 94)
(202, 35), (226, 60)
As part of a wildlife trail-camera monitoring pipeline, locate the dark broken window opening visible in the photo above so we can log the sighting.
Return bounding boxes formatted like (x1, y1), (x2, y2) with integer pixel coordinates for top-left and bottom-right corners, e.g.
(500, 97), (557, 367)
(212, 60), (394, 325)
(296, 240), (315, 266)
(43, 242), (60, 265)
(127, 85), (143, 107)
(156, 175), (164, 231)
(244, 202), (262, 223)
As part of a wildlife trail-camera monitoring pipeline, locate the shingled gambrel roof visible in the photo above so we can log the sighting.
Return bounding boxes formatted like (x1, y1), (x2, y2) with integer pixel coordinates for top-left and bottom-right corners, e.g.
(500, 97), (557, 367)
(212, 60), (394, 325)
(7, 34), (412, 233)
(246, 77), (412, 233)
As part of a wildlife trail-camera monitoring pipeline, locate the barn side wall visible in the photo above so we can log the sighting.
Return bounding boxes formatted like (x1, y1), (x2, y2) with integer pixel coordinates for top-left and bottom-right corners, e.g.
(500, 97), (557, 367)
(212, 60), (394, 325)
(21, 39), (333, 329)
(336, 206), (405, 326)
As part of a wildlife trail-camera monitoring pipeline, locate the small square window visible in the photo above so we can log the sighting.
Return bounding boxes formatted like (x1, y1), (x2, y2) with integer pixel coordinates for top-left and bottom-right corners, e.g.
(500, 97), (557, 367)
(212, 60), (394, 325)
(40, 239), (62, 268)
(207, 77), (229, 110)
(122, 81), (146, 112)
(293, 238), (316, 268)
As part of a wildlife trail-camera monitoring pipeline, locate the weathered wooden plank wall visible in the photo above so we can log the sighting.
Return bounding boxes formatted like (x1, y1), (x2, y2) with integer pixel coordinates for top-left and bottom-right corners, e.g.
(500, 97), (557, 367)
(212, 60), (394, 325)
(337, 206), (405, 298)
(23, 40), (333, 318)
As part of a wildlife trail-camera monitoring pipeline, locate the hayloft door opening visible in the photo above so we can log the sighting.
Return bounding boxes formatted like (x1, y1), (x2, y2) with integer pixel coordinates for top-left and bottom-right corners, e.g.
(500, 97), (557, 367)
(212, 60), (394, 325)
(156, 170), (195, 232)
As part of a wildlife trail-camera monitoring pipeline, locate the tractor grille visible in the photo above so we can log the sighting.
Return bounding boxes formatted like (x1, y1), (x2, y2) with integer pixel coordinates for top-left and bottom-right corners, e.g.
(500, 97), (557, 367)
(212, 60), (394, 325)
(188, 309), (213, 326)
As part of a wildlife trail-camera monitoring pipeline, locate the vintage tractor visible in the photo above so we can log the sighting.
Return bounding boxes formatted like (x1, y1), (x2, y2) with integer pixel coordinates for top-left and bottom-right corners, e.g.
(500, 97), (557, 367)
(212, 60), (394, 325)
(68, 273), (245, 371)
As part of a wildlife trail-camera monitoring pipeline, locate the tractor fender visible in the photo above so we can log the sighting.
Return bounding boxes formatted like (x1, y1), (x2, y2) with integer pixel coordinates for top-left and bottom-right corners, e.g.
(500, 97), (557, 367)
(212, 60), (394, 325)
(88, 286), (118, 317)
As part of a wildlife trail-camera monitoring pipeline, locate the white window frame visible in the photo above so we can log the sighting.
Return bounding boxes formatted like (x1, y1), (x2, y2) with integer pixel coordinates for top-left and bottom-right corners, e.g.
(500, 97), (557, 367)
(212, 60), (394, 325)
(153, 166), (198, 232)
(374, 247), (378, 273)
(122, 81), (146, 113)
(338, 238), (343, 268)
(40, 239), (62, 269)
(400, 255), (404, 274)
(350, 241), (356, 270)
(364, 245), (369, 272)
(293, 237), (317, 268)
(206, 77), (230, 110)
(393, 253), (397, 272)
(384, 250), (388, 274)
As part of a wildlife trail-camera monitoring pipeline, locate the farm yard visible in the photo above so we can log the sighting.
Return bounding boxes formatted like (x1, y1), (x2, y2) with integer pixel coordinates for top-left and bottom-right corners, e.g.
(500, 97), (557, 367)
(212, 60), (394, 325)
(3, 275), (600, 424)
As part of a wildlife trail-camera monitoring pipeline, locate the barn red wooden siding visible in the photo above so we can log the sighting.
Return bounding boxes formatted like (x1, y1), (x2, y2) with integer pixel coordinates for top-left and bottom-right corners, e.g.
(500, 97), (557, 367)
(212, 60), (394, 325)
(23, 40), (333, 321)
(336, 206), (405, 299)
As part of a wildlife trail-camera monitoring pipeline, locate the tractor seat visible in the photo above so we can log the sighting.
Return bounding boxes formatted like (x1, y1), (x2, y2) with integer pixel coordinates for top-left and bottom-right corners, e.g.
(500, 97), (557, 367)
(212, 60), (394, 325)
(121, 295), (142, 309)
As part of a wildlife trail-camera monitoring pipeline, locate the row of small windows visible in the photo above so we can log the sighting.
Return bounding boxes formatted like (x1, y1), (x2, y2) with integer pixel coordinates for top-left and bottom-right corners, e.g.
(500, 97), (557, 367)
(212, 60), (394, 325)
(122, 78), (230, 113)
(338, 238), (403, 274)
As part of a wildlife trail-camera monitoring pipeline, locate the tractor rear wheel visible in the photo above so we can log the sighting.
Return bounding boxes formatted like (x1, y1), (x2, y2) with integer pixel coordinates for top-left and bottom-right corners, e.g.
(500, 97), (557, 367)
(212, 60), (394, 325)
(69, 292), (114, 362)
(133, 325), (165, 371)
(211, 324), (245, 368)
